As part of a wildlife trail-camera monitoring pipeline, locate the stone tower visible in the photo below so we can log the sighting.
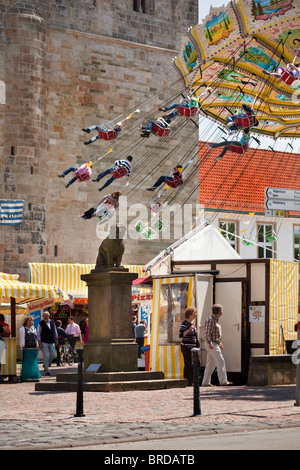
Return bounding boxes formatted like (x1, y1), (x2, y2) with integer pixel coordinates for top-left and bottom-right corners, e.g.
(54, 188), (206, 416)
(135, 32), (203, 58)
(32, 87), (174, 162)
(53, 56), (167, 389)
(0, 0), (199, 279)
(0, 2), (48, 276)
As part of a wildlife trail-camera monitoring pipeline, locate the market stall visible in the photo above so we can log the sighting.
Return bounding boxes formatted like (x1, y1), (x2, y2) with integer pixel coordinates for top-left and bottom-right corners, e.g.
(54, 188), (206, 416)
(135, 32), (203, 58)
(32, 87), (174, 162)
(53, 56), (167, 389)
(0, 272), (67, 378)
(144, 225), (298, 380)
(28, 262), (149, 325)
(149, 259), (298, 380)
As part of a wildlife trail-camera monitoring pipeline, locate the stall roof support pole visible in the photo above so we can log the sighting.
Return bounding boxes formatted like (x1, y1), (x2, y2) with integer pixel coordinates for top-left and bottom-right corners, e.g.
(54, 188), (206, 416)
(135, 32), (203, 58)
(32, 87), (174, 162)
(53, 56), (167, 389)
(295, 265), (300, 407)
(10, 297), (16, 338)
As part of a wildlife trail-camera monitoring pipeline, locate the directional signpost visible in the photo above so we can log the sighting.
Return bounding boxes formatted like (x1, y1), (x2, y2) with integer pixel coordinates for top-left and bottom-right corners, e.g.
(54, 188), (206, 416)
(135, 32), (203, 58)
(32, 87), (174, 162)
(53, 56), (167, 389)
(265, 187), (300, 213)
(265, 199), (300, 211)
(265, 187), (300, 201)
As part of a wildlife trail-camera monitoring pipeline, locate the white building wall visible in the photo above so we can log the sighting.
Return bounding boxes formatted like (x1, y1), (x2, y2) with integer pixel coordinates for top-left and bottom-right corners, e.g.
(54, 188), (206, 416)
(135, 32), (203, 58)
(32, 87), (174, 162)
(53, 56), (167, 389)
(206, 211), (299, 262)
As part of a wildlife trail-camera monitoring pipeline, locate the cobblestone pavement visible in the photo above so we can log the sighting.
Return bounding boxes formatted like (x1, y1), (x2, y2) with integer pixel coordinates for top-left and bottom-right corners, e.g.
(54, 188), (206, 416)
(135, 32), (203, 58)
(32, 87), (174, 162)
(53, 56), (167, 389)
(1, 365), (300, 450)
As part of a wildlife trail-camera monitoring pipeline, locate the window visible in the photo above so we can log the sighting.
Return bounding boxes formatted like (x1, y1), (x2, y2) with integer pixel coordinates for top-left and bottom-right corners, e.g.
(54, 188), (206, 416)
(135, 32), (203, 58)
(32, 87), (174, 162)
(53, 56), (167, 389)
(133, 0), (145, 12)
(258, 223), (276, 258)
(133, 0), (153, 13)
(159, 282), (189, 345)
(294, 225), (300, 261)
(219, 220), (238, 252)
(0, 80), (5, 105)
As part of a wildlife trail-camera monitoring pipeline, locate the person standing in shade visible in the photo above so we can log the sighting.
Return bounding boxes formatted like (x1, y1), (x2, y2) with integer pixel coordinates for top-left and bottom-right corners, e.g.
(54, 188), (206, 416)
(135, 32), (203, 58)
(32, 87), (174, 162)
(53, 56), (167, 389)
(65, 316), (82, 352)
(82, 318), (89, 344)
(55, 320), (67, 366)
(0, 314), (11, 337)
(135, 320), (148, 358)
(201, 304), (232, 387)
(0, 324), (5, 377)
(179, 307), (199, 386)
(132, 316), (137, 342)
(37, 310), (58, 376)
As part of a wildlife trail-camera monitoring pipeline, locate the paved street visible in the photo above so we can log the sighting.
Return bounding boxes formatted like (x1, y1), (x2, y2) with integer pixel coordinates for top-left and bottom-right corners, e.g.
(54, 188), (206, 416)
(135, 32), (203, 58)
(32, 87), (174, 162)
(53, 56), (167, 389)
(65, 427), (300, 450)
(1, 364), (300, 451)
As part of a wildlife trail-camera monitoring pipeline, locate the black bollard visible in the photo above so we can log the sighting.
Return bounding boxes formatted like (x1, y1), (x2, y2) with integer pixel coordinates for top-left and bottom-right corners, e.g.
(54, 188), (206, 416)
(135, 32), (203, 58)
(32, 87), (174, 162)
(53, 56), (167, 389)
(74, 348), (85, 417)
(192, 347), (201, 416)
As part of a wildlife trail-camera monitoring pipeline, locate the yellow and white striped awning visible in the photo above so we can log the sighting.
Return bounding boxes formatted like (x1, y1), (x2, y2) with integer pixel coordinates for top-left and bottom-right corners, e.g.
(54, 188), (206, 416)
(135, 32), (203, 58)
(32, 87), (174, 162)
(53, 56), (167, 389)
(29, 263), (148, 297)
(0, 272), (19, 281)
(269, 259), (299, 355)
(0, 277), (67, 301)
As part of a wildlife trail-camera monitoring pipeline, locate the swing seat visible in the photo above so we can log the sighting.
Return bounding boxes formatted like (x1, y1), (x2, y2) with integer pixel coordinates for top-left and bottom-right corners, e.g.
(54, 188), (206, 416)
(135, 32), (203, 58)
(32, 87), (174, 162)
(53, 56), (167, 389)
(229, 143), (248, 154)
(135, 220), (158, 239)
(152, 122), (171, 137)
(280, 70), (296, 85)
(242, 235), (255, 246)
(234, 115), (256, 128)
(154, 219), (163, 231)
(111, 166), (128, 178)
(98, 129), (118, 141)
(75, 166), (92, 182)
(177, 105), (198, 117)
(265, 230), (277, 242)
(98, 124), (118, 141)
(95, 203), (116, 224)
(150, 201), (163, 213)
(165, 177), (183, 188)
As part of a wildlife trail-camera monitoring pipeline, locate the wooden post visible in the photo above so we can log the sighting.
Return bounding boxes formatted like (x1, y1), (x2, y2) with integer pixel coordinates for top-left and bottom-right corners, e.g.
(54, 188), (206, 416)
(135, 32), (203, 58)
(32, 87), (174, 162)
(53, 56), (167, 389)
(10, 297), (16, 337)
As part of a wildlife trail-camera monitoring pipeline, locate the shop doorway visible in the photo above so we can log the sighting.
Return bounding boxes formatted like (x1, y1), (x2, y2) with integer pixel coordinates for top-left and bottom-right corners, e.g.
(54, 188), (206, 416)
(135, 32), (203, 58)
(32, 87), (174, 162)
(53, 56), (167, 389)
(215, 282), (242, 373)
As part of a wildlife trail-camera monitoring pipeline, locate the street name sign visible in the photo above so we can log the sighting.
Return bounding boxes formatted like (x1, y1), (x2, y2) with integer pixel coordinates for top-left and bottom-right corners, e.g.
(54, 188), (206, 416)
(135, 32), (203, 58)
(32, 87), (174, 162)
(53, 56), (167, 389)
(265, 187), (300, 201)
(265, 198), (300, 211)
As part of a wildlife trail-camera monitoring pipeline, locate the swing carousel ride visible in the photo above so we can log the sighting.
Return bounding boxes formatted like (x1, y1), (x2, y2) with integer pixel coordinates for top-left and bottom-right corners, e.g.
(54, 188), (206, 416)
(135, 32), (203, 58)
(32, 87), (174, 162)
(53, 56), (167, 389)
(74, 0), (300, 249)
(173, 0), (300, 140)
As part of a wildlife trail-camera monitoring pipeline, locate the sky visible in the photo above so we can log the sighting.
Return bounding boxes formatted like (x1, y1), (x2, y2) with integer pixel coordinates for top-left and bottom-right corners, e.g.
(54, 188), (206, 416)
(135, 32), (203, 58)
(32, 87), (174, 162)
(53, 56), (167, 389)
(197, 0), (300, 153)
(199, 0), (226, 22)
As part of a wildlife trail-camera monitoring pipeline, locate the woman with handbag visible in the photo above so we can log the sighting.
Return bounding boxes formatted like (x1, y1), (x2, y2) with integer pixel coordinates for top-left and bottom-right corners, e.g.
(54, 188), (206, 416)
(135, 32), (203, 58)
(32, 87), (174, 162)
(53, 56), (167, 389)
(0, 324), (5, 377)
(179, 307), (199, 386)
(20, 316), (41, 382)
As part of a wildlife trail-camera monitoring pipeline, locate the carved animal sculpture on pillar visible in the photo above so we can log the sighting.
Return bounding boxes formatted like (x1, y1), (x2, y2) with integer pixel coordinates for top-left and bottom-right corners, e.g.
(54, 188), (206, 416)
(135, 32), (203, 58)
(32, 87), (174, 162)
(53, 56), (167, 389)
(95, 224), (126, 270)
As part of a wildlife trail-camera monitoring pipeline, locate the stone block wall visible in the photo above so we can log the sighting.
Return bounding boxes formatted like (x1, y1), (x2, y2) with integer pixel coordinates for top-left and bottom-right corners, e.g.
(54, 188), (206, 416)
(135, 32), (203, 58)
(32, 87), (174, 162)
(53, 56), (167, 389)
(0, 0), (198, 279)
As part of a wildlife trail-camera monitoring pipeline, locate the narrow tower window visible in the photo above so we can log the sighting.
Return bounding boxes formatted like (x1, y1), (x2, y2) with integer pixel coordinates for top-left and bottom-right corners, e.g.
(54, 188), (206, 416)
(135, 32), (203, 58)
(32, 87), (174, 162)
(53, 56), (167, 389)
(133, 0), (147, 13)
(0, 80), (5, 105)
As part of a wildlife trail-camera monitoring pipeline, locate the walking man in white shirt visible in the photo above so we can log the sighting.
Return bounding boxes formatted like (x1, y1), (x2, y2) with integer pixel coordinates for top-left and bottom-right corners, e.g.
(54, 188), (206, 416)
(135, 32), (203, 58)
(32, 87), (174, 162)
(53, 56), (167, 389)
(65, 316), (82, 351)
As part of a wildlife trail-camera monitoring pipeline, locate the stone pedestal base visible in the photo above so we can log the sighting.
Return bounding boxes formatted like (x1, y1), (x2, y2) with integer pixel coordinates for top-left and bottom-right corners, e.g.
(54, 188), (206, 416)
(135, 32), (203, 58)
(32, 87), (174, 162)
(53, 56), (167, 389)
(84, 339), (138, 372)
(247, 355), (296, 386)
(81, 268), (138, 372)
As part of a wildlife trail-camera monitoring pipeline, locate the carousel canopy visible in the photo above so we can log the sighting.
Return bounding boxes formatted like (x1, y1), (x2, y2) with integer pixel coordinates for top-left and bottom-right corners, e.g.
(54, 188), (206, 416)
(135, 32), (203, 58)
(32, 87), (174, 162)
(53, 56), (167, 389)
(173, 0), (300, 139)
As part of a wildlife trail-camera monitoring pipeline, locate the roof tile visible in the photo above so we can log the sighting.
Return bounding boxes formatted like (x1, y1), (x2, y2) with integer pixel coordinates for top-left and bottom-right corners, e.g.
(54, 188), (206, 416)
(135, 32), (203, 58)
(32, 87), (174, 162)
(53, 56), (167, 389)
(199, 142), (300, 213)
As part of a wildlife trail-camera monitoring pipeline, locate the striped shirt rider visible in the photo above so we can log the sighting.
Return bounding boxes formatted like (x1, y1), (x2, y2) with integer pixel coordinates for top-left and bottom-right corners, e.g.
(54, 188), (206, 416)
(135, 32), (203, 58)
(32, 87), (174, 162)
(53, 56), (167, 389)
(113, 159), (131, 177)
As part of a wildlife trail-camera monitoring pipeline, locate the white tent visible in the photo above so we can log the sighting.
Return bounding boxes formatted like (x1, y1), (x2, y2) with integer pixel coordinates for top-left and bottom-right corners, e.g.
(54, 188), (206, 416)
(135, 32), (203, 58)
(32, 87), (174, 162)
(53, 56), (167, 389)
(145, 224), (241, 275)
(173, 224), (241, 261)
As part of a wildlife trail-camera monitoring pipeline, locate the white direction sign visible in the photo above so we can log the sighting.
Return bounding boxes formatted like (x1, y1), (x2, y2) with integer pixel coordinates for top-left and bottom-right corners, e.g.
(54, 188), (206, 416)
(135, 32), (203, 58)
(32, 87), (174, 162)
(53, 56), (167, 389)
(265, 187), (300, 201)
(265, 198), (300, 211)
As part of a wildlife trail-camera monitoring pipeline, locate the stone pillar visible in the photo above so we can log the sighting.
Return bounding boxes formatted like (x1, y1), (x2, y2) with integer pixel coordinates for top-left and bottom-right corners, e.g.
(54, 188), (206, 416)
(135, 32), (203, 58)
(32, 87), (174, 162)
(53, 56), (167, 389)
(81, 268), (138, 372)
(1, 4), (48, 276)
